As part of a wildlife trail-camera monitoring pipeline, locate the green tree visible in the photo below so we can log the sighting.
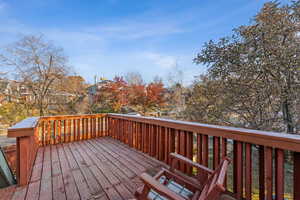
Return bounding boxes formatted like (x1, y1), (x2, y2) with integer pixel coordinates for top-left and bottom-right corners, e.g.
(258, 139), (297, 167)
(192, 1), (300, 133)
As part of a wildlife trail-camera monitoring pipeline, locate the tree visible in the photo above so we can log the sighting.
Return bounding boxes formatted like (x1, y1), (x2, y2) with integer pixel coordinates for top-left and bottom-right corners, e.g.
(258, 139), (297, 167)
(128, 79), (167, 114)
(125, 72), (144, 85)
(0, 102), (28, 126)
(0, 34), (69, 116)
(192, 1), (300, 133)
(96, 76), (129, 112)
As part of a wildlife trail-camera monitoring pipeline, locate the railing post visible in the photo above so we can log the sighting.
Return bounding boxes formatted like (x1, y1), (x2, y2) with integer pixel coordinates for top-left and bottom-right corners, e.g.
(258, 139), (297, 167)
(8, 117), (40, 186)
(294, 152), (300, 200)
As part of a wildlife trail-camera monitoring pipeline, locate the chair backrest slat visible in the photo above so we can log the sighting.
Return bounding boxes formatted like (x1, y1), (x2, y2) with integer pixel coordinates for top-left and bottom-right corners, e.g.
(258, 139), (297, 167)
(198, 158), (230, 200)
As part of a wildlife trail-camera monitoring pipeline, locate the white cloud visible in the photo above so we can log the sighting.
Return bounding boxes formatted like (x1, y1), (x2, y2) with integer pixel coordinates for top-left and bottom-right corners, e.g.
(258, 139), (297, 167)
(142, 52), (177, 69)
(0, 1), (6, 10)
(84, 18), (185, 40)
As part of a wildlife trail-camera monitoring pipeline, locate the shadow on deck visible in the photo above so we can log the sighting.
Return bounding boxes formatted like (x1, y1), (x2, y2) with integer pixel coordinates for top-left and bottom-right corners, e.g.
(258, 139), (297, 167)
(9, 137), (166, 200)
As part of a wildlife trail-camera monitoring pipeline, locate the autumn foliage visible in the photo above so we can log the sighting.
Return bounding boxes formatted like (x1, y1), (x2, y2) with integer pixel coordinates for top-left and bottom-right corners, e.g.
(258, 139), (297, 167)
(95, 76), (167, 114)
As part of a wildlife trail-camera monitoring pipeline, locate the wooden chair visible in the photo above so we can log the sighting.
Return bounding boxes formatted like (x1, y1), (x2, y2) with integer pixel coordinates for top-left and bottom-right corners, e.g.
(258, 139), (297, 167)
(135, 153), (231, 200)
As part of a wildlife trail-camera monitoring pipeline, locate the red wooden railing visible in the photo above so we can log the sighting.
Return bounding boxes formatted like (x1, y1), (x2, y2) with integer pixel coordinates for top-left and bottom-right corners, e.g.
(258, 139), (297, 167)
(107, 113), (300, 200)
(38, 114), (108, 145)
(7, 114), (108, 186)
(7, 113), (300, 200)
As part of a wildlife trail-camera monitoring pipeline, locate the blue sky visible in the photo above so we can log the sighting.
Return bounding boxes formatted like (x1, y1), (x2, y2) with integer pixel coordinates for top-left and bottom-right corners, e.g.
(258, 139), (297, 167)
(0, 0), (289, 85)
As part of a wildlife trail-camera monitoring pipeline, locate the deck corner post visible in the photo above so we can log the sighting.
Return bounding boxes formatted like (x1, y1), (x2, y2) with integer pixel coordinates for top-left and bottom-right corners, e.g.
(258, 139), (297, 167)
(7, 117), (40, 186)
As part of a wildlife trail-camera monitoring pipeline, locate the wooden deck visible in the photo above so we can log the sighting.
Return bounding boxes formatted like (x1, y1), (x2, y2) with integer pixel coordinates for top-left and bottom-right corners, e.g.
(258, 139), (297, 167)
(7, 137), (166, 200)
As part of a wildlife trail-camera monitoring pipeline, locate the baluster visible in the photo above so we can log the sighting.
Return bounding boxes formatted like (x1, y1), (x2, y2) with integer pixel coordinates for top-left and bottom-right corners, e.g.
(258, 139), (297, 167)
(73, 119), (76, 142)
(275, 149), (284, 200)
(221, 138), (227, 187)
(164, 128), (170, 163)
(145, 124), (150, 154)
(67, 119), (71, 143)
(294, 152), (300, 200)
(93, 117), (96, 138)
(130, 121), (134, 147)
(213, 136), (220, 169)
(42, 121), (45, 146)
(186, 131), (193, 175)
(57, 120), (61, 144)
(159, 127), (165, 161)
(63, 120), (66, 143)
(265, 147), (273, 200)
(77, 118), (81, 140)
(97, 117), (100, 138)
(259, 145), (265, 200)
(233, 141), (243, 199)
(202, 135), (208, 167)
(53, 120), (56, 144)
(169, 129), (175, 165)
(179, 131), (187, 172)
(156, 126), (160, 160)
(82, 118), (85, 140)
(139, 123), (143, 151)
(100, 117), (103, 137)
(245, 143), (252, 200)
(197, 134), (202, 165)
(86, 117), (89, 139)
(151, 125), (156, 157)
(143, 123), (147, 153)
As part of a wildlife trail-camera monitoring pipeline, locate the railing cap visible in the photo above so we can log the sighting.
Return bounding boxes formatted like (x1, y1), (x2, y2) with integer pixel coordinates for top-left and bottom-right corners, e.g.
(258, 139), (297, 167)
(108, 113), (300, 152)
(7, 117), (40, 138)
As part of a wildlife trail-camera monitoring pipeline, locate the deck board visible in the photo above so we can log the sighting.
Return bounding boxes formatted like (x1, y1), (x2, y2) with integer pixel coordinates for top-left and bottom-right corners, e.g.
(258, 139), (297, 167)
(6, 137), (166, 200)
(57, 144), (81, 200)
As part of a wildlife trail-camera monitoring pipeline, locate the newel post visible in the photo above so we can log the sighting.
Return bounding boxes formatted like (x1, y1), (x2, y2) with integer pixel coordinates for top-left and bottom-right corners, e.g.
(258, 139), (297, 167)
(7, 117), (40, 186)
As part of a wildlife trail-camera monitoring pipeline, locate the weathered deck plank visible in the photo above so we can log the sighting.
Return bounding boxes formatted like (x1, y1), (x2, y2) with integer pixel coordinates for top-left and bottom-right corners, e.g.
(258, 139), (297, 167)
(57, 144), (81, 200)
(5, 137), (165, 200)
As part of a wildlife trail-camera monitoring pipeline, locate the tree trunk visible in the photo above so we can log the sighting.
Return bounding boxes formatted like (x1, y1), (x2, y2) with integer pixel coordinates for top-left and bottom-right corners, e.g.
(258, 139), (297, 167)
(282, 99), (294, 134)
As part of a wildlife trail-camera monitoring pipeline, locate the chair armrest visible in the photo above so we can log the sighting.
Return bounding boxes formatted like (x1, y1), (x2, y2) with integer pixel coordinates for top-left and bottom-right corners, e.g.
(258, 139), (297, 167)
(140, 173), (185, 200)
(170, 153), (213, 175)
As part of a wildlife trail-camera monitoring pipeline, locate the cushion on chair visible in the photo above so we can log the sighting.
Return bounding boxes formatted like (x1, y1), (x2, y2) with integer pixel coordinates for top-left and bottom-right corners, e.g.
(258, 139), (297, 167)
(219, 194), (237, 200)
(147, 176), (194, 200)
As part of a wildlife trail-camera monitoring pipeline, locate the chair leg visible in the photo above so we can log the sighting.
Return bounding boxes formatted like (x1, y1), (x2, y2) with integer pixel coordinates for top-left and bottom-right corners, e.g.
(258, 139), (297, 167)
(135, 185), (150, 200)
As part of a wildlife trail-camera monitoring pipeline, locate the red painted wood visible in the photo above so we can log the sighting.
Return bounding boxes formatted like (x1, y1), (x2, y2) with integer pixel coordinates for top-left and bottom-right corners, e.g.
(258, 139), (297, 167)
(213, 136), (220, 169)
(156, 126), (160, 160)
(63, 120), (66, 143)
(265, 147), (273, 200)
(197, 134), (202, 165)
(233, 141), (243, 199)
(53, 120), (56, 144)
(186, 132), (193, 175)
(294, 152), (300, 200)
(160, 127), (166, 161)
(179, 131), (186, 172)
(275, 149), (284, 200)
(245, 143), (252, 200)
(73, 119), (76, 142)
(202, 135), (208, 167)
(169, 129), (175, 164)
(57, 120), (61, 144)
(221, 138), (227, 187)
(259, 145), (265, 200)
(77, 119), (81, 140)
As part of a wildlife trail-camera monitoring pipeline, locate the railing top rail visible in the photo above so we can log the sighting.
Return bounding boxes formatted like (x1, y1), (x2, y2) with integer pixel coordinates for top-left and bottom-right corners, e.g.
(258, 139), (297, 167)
(7, 117), (40, 137)
(40, 113), (107, 120)
(8, 117), (40, 131)
(7, 114), (107, 137)
(108, 113), (300, 152)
